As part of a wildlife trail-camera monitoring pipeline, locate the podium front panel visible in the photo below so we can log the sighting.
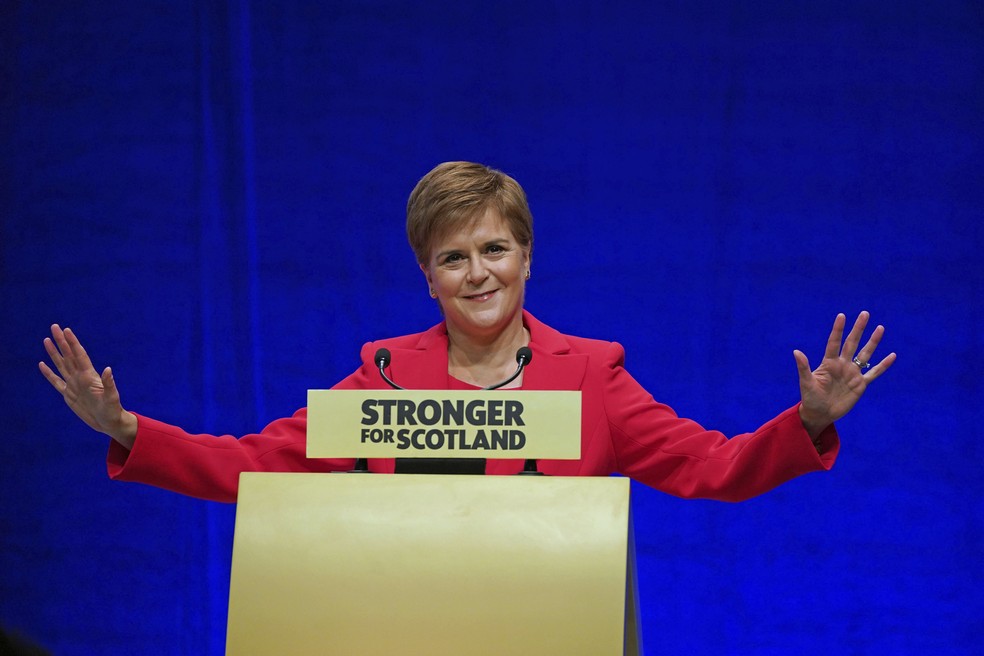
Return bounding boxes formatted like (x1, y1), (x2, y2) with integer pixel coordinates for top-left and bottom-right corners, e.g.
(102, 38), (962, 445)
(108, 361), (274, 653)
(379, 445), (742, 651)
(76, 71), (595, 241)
(227, 473), (632, 655)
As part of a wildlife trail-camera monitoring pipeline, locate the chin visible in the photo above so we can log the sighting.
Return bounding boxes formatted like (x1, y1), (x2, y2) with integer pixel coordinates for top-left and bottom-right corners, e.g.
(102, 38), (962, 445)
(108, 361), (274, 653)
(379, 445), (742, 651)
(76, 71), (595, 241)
(465, 309), (521, 333)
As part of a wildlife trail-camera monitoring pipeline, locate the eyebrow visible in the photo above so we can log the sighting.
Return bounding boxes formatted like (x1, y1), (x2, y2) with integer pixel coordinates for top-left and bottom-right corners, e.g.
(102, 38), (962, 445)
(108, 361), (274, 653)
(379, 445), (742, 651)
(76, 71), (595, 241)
(435, 238), (510, 260)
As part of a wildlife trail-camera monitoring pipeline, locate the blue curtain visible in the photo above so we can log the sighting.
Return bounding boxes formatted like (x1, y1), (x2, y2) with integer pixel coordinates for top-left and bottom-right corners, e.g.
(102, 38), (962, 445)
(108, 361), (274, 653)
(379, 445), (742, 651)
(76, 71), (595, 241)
(2, 1), (980, 653)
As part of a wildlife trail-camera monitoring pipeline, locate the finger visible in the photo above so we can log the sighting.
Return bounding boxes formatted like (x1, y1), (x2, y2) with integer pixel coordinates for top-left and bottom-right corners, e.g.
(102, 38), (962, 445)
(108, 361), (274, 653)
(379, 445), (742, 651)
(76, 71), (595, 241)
(855, 324), (885, 364)
(841, 311), (869, 358)
(38, 361), (68, 394)
(63, 327), (96, 372)
(51, 324), (76, 374)
(43, 337), (66, 372)
(863, 352), (897, 382)
(793, 349), (813, 383)
(823, 313), (846, 359)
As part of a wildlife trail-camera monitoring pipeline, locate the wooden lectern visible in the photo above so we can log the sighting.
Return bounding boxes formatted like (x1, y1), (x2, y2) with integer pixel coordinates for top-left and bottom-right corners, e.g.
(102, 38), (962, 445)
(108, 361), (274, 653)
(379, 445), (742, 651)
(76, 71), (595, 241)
(226, 472), (642, 655)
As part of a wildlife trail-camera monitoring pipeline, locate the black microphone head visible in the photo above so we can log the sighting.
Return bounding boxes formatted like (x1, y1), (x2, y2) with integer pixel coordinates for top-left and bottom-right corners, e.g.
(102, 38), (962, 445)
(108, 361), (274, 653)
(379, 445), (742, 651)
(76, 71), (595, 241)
(516, 346), (533, 365)
(374, 348), (392, 368)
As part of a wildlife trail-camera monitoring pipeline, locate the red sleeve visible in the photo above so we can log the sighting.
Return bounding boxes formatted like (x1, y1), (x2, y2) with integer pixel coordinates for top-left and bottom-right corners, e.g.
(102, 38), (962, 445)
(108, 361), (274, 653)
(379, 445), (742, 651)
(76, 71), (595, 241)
(601, 342), (839, 502)
(106, 410), (355, 503)
(106, 353), (379, 503)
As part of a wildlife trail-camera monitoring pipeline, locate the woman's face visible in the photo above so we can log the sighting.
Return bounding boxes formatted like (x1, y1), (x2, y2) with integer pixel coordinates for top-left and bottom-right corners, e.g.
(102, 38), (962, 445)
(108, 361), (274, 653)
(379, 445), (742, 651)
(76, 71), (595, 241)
(421, 208), (530, 343)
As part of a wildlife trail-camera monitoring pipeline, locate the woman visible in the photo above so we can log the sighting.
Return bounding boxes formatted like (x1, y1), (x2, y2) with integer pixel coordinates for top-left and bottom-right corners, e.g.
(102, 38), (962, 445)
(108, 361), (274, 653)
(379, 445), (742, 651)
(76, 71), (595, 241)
(39, 162), (896, 503)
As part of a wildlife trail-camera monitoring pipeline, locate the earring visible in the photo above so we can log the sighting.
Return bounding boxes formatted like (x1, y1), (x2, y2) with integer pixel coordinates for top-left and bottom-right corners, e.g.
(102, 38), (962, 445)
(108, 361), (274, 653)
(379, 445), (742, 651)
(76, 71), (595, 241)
(525, 270), (531, 281)
(429, 288), (437, 298)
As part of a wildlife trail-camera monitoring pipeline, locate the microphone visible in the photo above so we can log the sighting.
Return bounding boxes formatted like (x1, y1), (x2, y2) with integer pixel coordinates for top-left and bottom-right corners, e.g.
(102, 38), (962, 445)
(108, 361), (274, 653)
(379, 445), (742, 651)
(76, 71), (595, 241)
(374, 348), (405, 390)
(505, 347), (544, 475)
(348, 348), (401, 473)
(479, 346), (541, 476)
(483, 346), (533, 390)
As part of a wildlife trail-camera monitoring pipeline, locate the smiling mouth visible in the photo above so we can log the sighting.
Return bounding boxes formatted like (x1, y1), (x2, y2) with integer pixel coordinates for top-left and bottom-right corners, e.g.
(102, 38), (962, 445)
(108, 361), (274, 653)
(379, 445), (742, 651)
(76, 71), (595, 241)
(464, 290), (498, 301)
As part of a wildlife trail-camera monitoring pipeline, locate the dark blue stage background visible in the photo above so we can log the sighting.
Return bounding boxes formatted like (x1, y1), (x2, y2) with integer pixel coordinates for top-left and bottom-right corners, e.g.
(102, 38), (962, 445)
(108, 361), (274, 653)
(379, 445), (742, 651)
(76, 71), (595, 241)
(2, 2), (981, 653)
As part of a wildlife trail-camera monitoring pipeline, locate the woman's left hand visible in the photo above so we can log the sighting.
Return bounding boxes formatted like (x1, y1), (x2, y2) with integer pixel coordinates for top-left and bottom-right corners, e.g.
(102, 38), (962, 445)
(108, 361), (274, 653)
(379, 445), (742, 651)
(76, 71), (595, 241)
(794, 311), (896, 439)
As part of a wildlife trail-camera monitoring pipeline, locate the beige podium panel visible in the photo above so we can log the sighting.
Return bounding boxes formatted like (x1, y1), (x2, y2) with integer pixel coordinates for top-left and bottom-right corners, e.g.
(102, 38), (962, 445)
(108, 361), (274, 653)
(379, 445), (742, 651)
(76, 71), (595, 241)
(227, 473), (641, 655)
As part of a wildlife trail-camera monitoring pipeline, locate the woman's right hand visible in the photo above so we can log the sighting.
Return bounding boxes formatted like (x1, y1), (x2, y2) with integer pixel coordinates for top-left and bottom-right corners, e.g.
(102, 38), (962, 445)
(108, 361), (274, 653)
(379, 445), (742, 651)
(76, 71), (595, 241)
(39, 324), (137, 449)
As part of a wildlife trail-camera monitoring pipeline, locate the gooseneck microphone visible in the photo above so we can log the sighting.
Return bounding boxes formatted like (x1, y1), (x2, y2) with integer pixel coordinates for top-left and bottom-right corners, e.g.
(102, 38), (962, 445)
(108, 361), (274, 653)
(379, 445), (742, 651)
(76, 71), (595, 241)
(505, 347), (543, 475)
(351, 349), (404, 473)
(374, 348), (405, 390)
(346, 349), (403, 472)
(483, 346), (533, 390)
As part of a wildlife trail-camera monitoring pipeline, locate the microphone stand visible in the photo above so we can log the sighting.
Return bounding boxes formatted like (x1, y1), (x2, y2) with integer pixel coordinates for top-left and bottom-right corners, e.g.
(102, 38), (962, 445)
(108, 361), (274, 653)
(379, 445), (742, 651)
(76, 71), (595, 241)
(484, 348), (543, 476)
(349, 458), (371, 473)
(343, 349), (404, 473)
(517, 458), (543, 476)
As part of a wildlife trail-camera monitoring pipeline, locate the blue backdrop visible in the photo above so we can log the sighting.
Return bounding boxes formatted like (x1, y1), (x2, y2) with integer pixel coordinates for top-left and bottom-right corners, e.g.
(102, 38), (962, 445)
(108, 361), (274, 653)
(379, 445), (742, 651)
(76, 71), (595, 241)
(2, 1), (981, 653)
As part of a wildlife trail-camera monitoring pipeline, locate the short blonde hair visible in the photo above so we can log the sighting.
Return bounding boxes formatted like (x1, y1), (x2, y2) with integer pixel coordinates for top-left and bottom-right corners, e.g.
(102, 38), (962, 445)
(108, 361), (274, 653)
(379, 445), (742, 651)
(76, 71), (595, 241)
(406, 162), (533, 264)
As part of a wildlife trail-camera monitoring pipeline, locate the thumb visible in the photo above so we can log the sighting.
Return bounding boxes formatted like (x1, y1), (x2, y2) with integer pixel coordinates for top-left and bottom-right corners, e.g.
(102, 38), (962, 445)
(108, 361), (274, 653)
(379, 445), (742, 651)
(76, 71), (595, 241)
(101, 366), (121, 402)
(793, 349), (812, 383)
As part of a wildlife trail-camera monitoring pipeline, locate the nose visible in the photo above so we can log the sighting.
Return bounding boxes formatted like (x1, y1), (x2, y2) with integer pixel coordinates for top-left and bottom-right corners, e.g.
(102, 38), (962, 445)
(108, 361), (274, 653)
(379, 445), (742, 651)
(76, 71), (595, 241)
(465, 257), (488, 285)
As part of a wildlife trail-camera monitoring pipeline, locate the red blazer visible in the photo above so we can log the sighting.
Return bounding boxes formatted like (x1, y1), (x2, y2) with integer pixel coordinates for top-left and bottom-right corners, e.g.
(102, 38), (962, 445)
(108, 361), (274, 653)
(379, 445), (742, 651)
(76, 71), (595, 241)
(108, 311), (838, 503)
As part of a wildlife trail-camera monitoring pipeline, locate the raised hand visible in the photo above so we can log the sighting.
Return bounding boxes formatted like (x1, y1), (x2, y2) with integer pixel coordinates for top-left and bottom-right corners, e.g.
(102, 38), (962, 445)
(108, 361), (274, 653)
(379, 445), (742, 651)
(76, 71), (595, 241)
(39, 324), (137, 449)
(794, 311), (896, 439)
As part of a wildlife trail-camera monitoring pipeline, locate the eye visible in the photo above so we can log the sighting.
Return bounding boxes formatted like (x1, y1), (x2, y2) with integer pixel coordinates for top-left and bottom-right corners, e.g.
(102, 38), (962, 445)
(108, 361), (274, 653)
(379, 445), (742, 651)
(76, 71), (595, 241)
(485, 243), (507, 255)
(441, 252), (465, 266)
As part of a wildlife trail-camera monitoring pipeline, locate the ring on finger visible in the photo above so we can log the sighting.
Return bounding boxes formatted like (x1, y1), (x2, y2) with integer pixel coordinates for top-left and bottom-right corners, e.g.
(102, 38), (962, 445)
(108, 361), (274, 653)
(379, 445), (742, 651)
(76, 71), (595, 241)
(852, 356), (871, 370)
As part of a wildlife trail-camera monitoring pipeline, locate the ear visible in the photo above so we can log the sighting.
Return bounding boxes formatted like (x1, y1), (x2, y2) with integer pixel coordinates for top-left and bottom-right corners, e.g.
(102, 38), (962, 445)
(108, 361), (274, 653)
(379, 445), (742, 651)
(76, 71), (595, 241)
(419, 262), (432, 285)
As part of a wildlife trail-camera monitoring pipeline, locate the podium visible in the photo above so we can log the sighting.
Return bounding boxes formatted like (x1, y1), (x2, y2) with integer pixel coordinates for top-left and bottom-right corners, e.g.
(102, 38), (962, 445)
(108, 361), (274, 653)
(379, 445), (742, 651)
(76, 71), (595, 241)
(226, 472), (642, 655)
